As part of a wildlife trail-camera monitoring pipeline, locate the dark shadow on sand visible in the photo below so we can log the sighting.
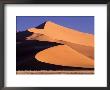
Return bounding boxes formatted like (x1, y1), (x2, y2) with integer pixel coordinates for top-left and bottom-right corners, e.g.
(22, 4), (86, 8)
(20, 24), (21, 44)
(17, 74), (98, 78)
(16, 31), (94, 71)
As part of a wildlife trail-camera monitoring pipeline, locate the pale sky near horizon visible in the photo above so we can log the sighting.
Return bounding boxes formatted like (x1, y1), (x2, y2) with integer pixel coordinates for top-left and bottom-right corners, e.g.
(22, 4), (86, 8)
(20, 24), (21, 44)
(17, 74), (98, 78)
(16, 16), (94, 34)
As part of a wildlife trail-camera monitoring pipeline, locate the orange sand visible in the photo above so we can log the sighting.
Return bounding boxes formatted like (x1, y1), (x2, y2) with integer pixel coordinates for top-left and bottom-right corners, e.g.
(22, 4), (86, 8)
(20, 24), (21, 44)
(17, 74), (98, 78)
(28, 21), (94, 47)
(27, 21), (94, 68)
(36, 45), (94, 68)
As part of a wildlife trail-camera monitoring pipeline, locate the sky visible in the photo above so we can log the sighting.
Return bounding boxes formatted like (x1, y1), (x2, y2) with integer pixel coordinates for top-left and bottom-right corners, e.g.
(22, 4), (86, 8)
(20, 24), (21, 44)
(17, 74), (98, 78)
(16, 16), (94, 34)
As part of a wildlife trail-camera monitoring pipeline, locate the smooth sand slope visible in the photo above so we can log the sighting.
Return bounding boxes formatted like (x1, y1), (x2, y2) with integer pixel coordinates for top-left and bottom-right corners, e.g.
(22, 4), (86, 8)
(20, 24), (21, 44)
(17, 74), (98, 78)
(36, 45), (94, 68)
(58, 40), (94, 59)
(27, 32), (94, 60)
(27, 21), (94, 68)
(28, 21), (94, 47)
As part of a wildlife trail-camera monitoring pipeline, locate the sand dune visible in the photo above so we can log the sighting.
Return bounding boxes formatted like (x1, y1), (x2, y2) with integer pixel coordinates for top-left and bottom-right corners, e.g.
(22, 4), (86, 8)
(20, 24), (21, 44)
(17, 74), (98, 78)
(26, 21), (94, 68)
(36, 45), (94, 68)
(28, 21), (94, 47)
(57, 40), (94, 59)
(26, 33), (94, 60)
(27, 29), (94, 60)
(26, 32), (58, 42)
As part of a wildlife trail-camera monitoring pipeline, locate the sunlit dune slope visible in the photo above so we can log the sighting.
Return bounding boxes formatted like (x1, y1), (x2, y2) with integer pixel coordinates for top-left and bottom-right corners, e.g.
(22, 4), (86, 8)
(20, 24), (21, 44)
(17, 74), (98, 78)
(27, 21), (94, 68)
(26, 32), (94, 60)
(57, 40), (94, 59)
(28, 21), (94, 47)
(36, 45), (94, 68)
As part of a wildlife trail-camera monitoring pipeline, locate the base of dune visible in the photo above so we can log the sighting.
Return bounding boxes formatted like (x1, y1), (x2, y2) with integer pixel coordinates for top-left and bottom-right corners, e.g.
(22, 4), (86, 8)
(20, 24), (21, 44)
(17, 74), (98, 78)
(16, 70), (94, 74)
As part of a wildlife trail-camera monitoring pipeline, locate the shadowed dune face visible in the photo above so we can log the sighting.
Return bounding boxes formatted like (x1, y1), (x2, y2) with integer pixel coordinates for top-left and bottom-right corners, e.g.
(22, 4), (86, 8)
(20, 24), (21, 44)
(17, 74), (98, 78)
(35, 21), (46, 29)
(17, 35), (93, 70)
(28, 25), (94, 60)
(17, 21), (94, 71)
(16, 31), (33, 41)
(26, 33), (58, 42)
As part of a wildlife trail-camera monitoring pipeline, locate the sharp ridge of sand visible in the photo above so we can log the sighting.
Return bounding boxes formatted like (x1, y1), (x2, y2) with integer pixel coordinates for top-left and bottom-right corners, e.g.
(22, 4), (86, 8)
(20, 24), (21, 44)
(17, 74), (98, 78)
(25, 21), (94, 68)
(26, 32), (94, 60)
(28, 21), (94, 47)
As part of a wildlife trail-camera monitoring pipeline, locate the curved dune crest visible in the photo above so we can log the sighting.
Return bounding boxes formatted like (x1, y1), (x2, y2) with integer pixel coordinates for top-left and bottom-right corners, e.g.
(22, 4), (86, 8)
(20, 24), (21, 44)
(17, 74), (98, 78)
(27, 21), (94, 69)
(44, 21), (94, 47)
(57, 40), (94, 59)
(26, 32), (94, 59)
(27, 28), (94, 59)
(28, 21), (94, 47)
(36, 45), (94, 68)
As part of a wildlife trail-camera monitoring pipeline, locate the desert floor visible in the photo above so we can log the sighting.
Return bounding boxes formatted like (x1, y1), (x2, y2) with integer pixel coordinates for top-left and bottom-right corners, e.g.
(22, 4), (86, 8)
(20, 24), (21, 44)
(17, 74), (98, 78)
(16, 70), (94, 74)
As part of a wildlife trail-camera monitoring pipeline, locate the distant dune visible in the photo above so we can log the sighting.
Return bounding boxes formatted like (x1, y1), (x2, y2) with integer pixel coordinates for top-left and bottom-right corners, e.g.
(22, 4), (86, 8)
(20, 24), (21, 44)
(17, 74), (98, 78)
(28, 21), (94, 47)
(16, 21), (94, 74)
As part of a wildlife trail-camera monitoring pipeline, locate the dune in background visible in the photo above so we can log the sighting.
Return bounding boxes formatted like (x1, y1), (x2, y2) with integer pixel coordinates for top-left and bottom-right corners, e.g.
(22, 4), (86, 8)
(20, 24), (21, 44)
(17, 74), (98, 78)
(27, 21), (94, 68)
(28, 21), (94, 47)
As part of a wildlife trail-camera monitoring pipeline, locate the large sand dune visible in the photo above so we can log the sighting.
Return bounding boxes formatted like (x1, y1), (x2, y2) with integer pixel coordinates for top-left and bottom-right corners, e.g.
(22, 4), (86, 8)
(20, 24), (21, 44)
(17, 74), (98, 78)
(27, 21), (94, 68)
(26, 21), (94, 68)
(28, 21), (94, 47)
(36, 45), (94, 68)
(26, 32), (58, 42)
